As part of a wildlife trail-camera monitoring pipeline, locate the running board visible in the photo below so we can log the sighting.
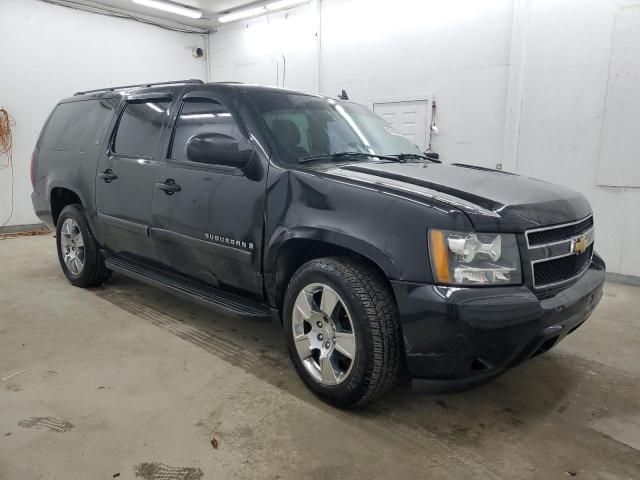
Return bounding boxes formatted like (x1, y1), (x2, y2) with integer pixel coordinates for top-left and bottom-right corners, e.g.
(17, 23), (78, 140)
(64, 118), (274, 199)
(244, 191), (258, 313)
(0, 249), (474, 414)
(105, 256), (272, 320)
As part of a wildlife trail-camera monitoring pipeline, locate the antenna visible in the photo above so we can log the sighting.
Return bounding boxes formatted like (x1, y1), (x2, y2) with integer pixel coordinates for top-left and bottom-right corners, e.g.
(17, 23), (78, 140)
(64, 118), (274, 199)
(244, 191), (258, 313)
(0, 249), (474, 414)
(338, 89), (349, 100)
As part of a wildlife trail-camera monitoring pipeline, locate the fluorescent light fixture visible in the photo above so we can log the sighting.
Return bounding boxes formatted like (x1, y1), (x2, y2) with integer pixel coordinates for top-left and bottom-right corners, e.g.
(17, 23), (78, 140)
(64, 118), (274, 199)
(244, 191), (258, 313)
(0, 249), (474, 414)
(218, 6), (266, 23)
(266, 0), (308, 11)
(218, 0), (309, 24)
(132, 0), (203, 19)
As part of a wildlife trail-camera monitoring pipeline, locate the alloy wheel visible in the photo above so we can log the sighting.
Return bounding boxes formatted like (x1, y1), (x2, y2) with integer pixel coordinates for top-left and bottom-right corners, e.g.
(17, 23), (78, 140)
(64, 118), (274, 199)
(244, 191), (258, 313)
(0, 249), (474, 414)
(60, 218), (85, 275)
(291, 283), (356, 385)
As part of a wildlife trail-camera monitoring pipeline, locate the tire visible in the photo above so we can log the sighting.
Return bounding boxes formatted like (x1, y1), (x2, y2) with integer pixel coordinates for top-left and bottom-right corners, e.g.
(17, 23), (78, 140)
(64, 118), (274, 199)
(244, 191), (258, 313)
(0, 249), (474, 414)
(283, 257), (401, 408)
(56, 204), (112, 287)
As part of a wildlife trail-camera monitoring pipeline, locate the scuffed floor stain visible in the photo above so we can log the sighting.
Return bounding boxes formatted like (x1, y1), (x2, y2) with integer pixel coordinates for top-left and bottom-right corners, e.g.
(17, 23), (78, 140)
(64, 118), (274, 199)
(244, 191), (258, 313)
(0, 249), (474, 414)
(133, 462), (203, 480)
(17, 417), (73, 433)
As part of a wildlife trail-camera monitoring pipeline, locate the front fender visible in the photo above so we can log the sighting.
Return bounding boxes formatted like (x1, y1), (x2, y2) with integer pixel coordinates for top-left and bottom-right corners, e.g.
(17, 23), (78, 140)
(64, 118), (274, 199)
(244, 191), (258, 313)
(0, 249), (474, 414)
(263, 166), (474, 287)
(265, 225), (402, 279)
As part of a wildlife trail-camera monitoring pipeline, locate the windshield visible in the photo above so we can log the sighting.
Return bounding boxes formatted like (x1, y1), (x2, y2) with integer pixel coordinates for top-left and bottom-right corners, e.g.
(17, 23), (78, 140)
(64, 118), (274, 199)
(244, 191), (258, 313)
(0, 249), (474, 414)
(250, 91), (422, 164)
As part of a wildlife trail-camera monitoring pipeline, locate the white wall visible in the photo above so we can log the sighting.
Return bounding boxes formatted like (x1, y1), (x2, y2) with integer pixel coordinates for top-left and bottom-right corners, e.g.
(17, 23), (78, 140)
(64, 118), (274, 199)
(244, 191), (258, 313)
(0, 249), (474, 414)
(209, 0), (513, 169)
(505, 0), (640, 278)
(209, 0), (640, 278)
(209, 3), (320, 93)
(319, 0), (513, 168)
(0, 0), (207, 228)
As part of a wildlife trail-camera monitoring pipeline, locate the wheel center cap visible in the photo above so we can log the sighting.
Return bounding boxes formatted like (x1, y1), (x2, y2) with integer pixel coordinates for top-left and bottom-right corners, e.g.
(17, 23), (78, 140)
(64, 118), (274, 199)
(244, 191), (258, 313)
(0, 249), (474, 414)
(309, 312), (336, 355)
(320, 321), (335, 355)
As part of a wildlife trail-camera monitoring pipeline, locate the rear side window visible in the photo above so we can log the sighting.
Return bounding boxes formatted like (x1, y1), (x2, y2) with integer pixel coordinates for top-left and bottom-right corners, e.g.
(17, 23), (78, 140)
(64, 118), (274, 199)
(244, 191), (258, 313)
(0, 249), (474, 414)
(40, 99), (116, 152)
(113, 100), (169, 158)
(170, 99), (247, 162)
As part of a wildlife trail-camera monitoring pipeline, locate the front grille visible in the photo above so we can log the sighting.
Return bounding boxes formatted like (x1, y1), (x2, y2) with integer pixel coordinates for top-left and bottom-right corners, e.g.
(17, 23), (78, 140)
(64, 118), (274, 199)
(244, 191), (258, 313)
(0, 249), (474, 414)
(527, 216), (593, 246)
(525, 215), (595, 291)
(533, 244), (593, 287)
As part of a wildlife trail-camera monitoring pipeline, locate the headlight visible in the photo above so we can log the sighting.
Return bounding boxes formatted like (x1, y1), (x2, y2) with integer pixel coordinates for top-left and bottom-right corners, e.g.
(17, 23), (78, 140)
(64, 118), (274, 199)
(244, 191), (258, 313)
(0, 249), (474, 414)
(428, 229), (522, 286)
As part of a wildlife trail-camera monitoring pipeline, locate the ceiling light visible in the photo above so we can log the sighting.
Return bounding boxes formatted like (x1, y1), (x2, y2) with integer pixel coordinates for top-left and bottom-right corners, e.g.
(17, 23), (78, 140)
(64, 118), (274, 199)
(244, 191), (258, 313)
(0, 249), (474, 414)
(218, 6), (267, 23)
(218, 0), (310, 24)
(132, 0), (203, 19)
(265, 0), (308, 11)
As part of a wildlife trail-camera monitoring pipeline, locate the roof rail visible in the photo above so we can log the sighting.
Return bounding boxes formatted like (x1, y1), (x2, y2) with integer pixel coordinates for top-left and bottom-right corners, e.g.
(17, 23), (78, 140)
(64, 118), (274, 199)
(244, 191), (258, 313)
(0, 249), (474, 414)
(74, 79), (204, 96)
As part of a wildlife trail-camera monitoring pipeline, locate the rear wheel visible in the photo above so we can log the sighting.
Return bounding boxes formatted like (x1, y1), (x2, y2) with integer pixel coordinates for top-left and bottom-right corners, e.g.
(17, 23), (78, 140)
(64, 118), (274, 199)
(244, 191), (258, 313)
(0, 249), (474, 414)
(283, 257), (401, 408)
(56, 204), (112, 287)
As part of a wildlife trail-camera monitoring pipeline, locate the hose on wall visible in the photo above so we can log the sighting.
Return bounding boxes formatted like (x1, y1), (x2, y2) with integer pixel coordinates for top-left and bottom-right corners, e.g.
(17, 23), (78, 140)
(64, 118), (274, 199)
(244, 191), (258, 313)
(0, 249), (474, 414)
(0, 107), (15, 227)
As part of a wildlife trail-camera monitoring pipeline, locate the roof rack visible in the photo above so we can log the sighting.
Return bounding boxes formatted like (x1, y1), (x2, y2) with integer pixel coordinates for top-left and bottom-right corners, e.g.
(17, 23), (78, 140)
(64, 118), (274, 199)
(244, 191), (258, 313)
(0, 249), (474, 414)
(74, 79), (204, 96)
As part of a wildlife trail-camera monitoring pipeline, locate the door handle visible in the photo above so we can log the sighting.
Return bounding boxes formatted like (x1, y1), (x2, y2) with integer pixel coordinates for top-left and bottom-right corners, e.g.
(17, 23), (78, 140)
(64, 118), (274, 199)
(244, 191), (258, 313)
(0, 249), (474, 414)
(156, 179), (181, 195)
(98, 169), (117, 183)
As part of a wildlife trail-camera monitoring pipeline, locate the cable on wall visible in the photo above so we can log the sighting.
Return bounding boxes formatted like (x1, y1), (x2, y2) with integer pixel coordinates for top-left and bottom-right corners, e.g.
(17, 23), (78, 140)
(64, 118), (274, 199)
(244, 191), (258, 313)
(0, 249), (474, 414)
(425, 100), (440, 160)
(0, 108), (15, 227)
(266, 12), (287, 88)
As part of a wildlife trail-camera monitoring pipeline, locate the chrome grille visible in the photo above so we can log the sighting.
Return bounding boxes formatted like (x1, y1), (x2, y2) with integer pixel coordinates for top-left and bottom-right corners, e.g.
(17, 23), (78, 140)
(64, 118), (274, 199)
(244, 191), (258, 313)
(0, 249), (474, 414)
(533, 244), (593, 286)
(525, 216), (594, 289)
(527, 216), (593, 247)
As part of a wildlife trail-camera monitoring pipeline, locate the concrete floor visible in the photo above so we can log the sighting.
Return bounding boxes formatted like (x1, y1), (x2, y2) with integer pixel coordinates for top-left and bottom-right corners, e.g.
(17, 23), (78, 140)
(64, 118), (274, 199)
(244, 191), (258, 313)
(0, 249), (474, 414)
(1, 236), (639, 480)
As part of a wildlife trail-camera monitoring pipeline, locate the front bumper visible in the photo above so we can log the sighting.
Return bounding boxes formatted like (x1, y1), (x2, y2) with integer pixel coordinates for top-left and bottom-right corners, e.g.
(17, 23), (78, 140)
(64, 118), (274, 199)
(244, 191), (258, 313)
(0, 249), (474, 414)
(391, 253), (606, 393)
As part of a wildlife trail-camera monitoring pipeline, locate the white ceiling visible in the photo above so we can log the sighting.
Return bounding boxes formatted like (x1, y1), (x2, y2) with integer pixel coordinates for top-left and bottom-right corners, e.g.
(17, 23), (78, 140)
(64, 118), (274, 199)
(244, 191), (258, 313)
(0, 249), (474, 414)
(60, 0), (264, 29)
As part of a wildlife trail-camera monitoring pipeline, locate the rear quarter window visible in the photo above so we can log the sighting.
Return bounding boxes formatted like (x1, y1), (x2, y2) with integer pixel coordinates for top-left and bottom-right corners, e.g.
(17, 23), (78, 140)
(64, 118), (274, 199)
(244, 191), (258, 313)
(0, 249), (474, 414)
(40, 99), (117, 152)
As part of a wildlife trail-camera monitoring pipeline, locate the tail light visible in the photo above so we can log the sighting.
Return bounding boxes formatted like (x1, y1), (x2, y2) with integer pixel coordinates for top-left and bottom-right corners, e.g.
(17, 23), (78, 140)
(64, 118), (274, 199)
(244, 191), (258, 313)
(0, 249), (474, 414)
(30, 149), (37, 188)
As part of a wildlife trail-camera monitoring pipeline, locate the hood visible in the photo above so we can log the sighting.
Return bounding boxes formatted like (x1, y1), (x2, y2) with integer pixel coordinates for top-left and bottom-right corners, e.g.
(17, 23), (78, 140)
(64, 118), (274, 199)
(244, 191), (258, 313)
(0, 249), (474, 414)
(320, 161), (591, 232)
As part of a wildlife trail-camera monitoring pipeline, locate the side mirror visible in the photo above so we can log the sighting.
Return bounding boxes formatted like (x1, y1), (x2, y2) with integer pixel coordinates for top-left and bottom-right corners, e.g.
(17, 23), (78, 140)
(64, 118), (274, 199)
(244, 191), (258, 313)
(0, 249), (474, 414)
(186, 132), (252, 168)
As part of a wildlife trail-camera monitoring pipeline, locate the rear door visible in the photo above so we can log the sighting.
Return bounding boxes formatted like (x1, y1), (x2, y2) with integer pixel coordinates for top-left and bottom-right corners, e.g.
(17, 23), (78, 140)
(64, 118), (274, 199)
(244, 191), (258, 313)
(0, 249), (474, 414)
(150, 89), (266, 296)
(95, 93), (173, 261)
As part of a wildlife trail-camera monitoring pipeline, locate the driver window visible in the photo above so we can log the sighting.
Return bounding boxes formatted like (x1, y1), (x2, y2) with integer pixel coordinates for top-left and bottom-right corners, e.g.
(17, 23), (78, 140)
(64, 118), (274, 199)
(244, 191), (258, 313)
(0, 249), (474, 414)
(170, 99), (245, 163)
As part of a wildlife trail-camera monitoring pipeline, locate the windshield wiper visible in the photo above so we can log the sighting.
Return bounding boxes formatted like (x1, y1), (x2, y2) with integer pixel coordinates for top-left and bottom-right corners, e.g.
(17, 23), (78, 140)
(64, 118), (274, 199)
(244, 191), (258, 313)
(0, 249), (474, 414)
(299, 152), (403, 164)
(392, 153), (441, 163)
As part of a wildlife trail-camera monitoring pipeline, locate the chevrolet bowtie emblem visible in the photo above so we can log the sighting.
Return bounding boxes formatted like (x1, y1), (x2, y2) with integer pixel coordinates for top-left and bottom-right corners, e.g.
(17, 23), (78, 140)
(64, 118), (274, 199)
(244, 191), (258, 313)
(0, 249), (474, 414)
(572, 236), (589, 255)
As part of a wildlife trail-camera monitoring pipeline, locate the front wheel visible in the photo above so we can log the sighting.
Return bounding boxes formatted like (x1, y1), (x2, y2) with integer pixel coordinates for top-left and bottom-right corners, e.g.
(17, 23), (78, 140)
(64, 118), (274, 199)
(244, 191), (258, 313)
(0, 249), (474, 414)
(283, 257), (401, 408)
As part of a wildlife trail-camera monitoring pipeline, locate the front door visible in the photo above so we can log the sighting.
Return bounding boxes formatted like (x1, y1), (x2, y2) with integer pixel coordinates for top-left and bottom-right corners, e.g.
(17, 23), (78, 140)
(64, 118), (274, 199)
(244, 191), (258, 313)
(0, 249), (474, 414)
(150, 91), (266, 296)
(95, 95), (172, 261)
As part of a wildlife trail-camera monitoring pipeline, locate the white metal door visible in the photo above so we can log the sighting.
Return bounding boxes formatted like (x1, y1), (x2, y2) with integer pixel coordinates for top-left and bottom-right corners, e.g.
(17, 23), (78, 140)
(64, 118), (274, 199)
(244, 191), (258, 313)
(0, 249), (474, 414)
(373, 99), (431, 151)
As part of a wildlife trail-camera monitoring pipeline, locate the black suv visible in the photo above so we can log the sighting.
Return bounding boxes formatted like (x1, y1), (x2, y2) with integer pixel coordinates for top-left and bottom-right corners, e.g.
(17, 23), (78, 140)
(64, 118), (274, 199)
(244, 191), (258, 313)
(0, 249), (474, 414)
(31, 79), (605, 407)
